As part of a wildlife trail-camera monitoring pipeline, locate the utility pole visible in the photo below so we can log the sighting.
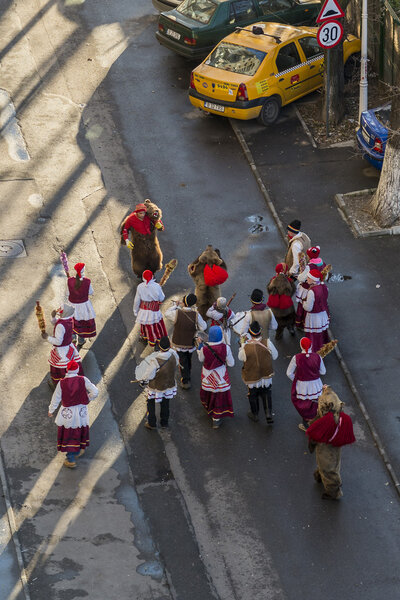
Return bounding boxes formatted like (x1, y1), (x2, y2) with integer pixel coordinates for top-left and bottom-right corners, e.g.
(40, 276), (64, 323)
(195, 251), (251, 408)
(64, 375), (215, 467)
(359, 0), (368, 118)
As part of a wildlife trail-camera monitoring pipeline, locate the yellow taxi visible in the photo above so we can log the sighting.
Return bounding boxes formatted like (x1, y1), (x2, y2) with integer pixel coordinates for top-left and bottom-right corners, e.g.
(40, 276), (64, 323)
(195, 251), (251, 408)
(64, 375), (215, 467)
(189, 23), (360, 125)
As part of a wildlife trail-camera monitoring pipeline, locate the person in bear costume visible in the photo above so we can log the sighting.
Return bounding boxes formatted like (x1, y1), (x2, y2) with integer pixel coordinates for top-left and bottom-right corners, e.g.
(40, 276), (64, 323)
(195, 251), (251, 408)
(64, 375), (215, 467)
(306, 385), (355, 500)
(120, 199), (164, 279)
(187, 245), (228, 320)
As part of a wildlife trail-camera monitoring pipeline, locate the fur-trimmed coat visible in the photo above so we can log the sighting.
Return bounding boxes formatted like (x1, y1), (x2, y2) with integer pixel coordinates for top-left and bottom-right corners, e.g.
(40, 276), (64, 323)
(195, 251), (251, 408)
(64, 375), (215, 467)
(188, 245), (227, 320)
(120, 199), (163, 278)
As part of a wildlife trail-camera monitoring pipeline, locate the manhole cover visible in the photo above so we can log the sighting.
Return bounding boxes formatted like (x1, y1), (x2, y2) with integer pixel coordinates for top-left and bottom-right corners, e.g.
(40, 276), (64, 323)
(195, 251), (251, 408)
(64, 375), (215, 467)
(0, 240), (26, 258)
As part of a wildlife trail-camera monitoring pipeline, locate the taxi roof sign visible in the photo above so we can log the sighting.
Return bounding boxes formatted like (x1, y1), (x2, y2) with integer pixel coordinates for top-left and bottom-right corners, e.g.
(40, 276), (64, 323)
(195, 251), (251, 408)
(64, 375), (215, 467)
(316, 0), (345, 23)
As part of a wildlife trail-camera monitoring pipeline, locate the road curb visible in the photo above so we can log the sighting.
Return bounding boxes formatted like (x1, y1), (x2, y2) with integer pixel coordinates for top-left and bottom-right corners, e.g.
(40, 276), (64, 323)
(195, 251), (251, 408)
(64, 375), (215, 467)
(230, 118), (400, 499)
(0, 444), (31, 600)
(335, 189), (400, 238)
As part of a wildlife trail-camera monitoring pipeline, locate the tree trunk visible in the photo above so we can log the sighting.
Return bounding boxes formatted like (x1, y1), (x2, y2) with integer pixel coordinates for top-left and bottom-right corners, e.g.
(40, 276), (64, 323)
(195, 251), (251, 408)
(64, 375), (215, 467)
(369, 92), (400, 227)
(322, 44), (345, 127)
(320, 0), (350, 128)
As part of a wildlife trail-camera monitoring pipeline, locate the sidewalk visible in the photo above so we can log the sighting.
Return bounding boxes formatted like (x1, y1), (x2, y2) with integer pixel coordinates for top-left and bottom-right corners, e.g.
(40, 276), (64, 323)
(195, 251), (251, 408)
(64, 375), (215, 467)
(235, 103), (400, 483)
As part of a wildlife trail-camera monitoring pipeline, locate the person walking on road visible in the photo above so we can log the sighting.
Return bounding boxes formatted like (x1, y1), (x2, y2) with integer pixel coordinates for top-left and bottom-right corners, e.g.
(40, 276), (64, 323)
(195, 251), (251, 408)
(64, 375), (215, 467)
(233, 289), (277, 341)
(301, 269), (330, 353)
(135, 336), (179, 430)
(238, 321), (277, 424)
(267, 263), (296, 341)
(42, 304), (83, 388)
(48, 359), (98, 468)
(306, 385), (355, 500)
(197, 325), (235, 429)
(206, 296), (235, 345)
(165, 293), (207, 390)
(286, 337), (326, 429)
(285, 220), (311, 280)
(133, 269), (167, 347)
(296, 246), (327, 329)
(67, 262), (96, 350)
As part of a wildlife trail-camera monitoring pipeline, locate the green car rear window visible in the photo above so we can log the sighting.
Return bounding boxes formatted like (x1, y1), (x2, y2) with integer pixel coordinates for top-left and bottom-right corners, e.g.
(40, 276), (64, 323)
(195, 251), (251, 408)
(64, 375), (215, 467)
(177, 0), (218, 24)
(205, 42), (267, 76)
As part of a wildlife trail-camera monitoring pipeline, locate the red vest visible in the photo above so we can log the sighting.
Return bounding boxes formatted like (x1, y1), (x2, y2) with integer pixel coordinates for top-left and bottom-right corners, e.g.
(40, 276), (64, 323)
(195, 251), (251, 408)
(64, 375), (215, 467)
(60, 376), (89, 407)
(68, 278), (90, 304)
(53, 318), (73, 346)
(203, 343), (227, 370)
(310, 284), (328, 313)
(295, 352), (321, 381)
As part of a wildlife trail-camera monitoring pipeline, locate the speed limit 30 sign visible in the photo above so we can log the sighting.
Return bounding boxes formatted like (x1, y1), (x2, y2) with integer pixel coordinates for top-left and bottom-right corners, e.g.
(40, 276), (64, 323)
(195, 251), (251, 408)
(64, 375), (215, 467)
(317, 19), (344, 49)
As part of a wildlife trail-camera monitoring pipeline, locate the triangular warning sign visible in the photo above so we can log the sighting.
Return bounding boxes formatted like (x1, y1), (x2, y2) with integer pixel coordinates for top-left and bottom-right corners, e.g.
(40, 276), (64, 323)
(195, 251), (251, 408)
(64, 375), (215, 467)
(316, 0), (345, 22)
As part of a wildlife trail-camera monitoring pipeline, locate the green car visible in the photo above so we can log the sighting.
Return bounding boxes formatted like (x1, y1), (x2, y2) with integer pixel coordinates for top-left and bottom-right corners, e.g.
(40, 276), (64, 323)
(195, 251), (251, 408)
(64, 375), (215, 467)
(156, 0), (321, 60)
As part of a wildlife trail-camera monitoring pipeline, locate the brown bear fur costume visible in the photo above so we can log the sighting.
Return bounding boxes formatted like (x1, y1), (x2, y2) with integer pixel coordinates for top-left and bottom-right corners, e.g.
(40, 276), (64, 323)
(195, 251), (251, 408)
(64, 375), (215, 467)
(188, 245), (227, 320)
(120, 199), (163, 278)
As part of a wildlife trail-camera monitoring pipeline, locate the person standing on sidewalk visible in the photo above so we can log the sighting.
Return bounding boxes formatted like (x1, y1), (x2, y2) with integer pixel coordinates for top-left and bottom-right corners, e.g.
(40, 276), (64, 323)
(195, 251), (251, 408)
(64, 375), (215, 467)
(165, 293), (207, 390)
(135, 336), (179, 430)
(233, 289), (277, 340)
(285, 220), (311, 280)
(306, 385), (355, 500)
(238, 321), (278, 424)
(67, 262), (96, 350)
(197, 325), (235, 429)
(286, 337), (326, 429)
(48, 359), (98, 469)
(301, 269), (330, 353)
(42, 304), (83, 388)
(133, 269), (167, 347)
(206, 296), (235, 345)
(267, 263), (296, 341)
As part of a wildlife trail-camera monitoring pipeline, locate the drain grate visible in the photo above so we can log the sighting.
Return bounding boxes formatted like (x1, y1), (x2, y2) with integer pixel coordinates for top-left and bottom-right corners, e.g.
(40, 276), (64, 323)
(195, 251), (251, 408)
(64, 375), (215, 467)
(0, 240), (27, 258)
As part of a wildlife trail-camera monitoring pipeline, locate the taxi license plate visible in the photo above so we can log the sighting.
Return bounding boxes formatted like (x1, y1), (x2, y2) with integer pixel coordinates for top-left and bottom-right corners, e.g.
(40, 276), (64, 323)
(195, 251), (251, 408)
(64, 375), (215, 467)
(204, 102), (224, 113)
(362, 128), (370, 143)
(166, 28), (181, 40)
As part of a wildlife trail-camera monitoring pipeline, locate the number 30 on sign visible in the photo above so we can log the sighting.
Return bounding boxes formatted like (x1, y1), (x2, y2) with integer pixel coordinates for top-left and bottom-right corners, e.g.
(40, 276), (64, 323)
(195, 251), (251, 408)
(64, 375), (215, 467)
(317, 19), (344, 49)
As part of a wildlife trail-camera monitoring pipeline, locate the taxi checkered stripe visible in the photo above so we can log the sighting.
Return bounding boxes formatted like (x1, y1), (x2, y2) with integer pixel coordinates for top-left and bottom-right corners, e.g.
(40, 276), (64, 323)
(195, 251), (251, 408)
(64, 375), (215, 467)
(274, 54), (323, 78)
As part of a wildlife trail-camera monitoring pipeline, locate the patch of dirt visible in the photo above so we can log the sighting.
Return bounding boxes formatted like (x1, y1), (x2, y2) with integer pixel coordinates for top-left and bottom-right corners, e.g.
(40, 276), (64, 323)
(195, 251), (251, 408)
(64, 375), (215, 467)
(342, 191), (400, 234)
(298, 73), (392, 147)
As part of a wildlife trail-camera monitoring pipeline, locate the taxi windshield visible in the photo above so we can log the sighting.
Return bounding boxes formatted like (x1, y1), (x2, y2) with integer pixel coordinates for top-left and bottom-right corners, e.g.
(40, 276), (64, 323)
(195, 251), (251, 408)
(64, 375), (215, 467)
(205, 42), (267, 76)
(177, 0), (217, 24)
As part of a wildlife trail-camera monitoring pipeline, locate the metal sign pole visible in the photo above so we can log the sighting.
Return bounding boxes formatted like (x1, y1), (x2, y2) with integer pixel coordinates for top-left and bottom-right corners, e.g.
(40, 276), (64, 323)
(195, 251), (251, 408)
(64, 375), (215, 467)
(326, 49), (330, 138)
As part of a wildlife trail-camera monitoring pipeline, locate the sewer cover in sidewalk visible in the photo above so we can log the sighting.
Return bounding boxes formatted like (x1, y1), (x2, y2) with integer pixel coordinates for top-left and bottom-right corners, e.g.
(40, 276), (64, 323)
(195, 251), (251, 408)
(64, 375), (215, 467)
(0, 240), (26, 258)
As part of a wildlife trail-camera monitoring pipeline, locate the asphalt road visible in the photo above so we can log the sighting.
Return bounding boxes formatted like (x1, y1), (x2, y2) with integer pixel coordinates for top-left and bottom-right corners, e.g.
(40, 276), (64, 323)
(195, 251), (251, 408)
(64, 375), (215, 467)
(0, 0), (399, 598)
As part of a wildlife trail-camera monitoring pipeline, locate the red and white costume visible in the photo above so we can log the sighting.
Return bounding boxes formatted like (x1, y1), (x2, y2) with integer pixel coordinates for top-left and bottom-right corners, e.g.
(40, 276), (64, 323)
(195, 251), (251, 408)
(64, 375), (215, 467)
(206, 302), (235, 345)
(67, 263), (96, 339)
(49, 364), (98, 453)
(133, 270), (167, 346)
(197, 326), (235, 424)
(46, 306), (83, 384)
(287, 338), (326, 421)
(296, 248), (326, 329)
(302, 270), (330, 352)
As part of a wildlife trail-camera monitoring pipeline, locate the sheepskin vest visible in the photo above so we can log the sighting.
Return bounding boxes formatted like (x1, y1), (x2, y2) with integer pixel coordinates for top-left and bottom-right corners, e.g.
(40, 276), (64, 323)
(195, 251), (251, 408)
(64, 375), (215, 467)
(285, 233), (311, 269)
(242, 339), (273, 385)
(148, 355), (176, 391)
(250, 309), (272, 335)
(172, 309), (197, 349)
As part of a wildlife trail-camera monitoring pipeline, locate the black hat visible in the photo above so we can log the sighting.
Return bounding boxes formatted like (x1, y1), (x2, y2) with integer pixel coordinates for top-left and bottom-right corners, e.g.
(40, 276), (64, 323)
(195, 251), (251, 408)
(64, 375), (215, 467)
(250, 289), (264, 303)
(287, 219), (301, 234)
(249, 320), (261, 337)
(159, 336), (170, 351)
(183, 293), (197, 307)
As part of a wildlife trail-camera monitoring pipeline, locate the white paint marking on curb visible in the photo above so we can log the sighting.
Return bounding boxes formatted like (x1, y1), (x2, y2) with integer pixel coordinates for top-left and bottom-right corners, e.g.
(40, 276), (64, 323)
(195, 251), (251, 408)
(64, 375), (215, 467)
(0, 89), (30, 162)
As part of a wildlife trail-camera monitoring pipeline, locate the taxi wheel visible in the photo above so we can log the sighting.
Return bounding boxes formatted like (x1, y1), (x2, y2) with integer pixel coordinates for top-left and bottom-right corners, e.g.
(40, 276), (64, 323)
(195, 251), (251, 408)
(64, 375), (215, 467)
(258, 97), (280, 126)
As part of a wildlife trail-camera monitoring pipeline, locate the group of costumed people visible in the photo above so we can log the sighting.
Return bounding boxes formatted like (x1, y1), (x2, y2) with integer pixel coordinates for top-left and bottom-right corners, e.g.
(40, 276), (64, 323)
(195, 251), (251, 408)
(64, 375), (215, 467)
(36, 203), (355, 499)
